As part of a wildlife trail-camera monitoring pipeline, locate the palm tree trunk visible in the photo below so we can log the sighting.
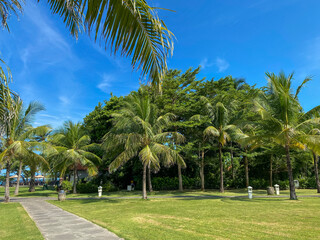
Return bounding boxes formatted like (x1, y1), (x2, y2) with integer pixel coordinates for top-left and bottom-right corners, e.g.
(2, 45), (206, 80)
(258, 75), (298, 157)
(312, 152), (320, 193)
(219, 143), (224, 193)
(14, 160), (23, 195)
(230, 142), (235, 180)
(200, 149), (205, 191)
(29, 166), (36, 192)
(178, 163), (183, 191)
(244, 149), (249, 187)
(73, 165), (77, 194)
(148, 163), (153, 192)
(5, 161), (11, 203)
(285, 144), (297, 200)
(142, 162), (147, 199)
(269, 155), (273, 187)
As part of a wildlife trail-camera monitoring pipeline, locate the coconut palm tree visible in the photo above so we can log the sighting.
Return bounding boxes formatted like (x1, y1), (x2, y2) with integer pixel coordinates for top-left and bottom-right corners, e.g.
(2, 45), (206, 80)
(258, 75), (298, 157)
(49, 121), (101, 194)
(2, 0), (174, 88)
(202, 98), (244, 193)
(103, 91), (185, 199)
(0, 88), (50, 202)
(244, 72), (320, 200)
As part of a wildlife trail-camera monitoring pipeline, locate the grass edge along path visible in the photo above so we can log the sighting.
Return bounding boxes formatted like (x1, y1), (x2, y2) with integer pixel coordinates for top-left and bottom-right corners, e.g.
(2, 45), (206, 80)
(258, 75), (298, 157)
(50, 197), (320, 240)
(0, 202), (43, 240)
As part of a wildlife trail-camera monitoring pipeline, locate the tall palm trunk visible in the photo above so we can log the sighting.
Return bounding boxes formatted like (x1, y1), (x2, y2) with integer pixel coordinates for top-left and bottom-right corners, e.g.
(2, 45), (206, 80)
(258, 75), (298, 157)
(285, 143), (297, 200)
(73, 165), (77, 194)
(178, 163), (183, 191)
(142, 162), (147, 199)
(219, 143), (224, 193)
(29, 165), (36, 192)
(244, 148), (249, 187)
(14, 160), (23, 195)
(230, 142), (235, 180)
(269, 155), (273, 187)
(5, 161), (11, 203)
(148, 163), (153, 192)
(200, 150), (205, 191)
(312, 152), (320, 193)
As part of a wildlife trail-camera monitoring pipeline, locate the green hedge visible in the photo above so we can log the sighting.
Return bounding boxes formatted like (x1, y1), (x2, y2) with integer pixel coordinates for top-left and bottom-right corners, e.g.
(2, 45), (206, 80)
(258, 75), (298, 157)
(77, 181), (118, 193)
(150, 176), (200, 190)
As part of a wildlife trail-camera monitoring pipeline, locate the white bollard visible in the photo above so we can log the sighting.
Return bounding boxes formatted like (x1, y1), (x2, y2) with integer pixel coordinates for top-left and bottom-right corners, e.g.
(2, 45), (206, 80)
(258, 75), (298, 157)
(274, 184), (280, 195)
(248, 186), (253, 199)
(98, 186), (102, 197)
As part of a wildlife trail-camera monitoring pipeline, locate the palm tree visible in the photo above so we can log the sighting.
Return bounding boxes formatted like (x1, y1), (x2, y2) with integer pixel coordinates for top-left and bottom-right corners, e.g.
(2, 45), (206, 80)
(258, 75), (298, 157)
(103, 91), (185, 199)
(0, 0), (22, 31)
(244, 72), (320, 200)
(49, 121), (101, 194)
(0, 88), (50, 202)
(3, 0), (174, 87)
(202, 98), (244, 193)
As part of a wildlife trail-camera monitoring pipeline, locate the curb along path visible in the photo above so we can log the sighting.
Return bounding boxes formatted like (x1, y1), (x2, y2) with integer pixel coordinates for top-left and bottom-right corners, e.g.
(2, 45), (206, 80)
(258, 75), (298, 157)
(18, 198), (123, 240)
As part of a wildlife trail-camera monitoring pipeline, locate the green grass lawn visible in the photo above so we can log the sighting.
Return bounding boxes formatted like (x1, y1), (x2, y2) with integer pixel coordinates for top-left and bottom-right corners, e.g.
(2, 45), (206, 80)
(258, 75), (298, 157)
(51, 197), (320, 240)
(0, 203), (43, 240)
(1, 186), (319, 199)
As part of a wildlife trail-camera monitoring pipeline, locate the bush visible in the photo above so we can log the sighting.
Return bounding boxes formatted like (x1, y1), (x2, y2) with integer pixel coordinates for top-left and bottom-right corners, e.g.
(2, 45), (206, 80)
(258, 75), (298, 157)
(298, 177), (316, 189)
(77, 182), (98, 193)
(103, 182), (118, 192)
(150, 176), (200, 191)
(277, 180), (289, 190)
(250, 179), (268, 189)
(61, 180), (72, 192)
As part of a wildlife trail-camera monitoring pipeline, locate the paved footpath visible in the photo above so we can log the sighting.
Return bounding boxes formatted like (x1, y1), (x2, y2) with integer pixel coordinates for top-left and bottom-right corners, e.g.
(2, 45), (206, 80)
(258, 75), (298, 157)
(17, 198), (123, 240)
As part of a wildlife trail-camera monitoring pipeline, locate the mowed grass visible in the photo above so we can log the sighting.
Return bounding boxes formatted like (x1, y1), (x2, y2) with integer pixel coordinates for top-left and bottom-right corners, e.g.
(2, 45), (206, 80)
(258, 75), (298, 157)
(1, 186), (319, 199)
(51, 197), (320, 240)
(0, 203), (43, 240)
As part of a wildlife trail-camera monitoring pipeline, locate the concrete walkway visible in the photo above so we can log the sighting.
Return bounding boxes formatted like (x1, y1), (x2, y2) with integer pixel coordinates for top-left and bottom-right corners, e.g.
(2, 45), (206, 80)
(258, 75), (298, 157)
(18, 198), (123, 240)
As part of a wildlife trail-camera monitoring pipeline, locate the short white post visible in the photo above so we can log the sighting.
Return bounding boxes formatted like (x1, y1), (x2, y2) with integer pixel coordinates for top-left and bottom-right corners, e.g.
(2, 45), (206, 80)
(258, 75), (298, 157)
(248, 186), (253, 199)
(98, 186), (102, 197)
(274, 184), (280, 195)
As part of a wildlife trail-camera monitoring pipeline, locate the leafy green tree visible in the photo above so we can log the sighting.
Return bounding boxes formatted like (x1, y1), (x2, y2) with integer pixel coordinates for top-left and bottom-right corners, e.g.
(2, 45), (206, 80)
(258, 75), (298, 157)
(49, 121), (101, 194)
(103, 90), (185, 199)
(245, 72), (320, 199)
(154, 68), (202, 190)
(84, 94), (124, 143)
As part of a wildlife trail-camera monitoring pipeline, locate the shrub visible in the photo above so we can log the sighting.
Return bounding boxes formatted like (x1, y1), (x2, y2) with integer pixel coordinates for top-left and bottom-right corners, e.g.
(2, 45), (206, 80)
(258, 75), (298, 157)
(61, 180), (72, 192)
(250, 179), (268, 189)
(150, 176), (200, 191)
(103, 182), (118, 192)
(277, 180), (289, 190)
(77, 182), (98, 193)
(298, 177), (316, 189)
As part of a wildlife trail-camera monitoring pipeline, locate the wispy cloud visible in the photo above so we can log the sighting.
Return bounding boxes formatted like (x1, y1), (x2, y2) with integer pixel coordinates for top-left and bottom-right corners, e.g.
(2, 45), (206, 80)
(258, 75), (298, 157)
(97, 74), (114, 93)
(200, 58), (214, 69)
(215, 58), (229, 72)
(59, 96), (70, 105)
(200, 57), (229, 72)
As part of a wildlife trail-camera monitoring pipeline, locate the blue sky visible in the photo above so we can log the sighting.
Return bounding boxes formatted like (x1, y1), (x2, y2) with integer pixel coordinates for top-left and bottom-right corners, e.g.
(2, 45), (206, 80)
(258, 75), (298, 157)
(1, 0), (320, 128)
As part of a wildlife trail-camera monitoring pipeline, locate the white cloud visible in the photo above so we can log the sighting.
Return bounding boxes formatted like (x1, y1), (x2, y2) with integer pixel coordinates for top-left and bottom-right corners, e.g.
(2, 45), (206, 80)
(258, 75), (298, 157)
(200, 58), (214, 69)
(97, 74), (114, 93)
(215, 57), (229, 72)
(200, 57), (229, 72)
(59, 96), (70, 105)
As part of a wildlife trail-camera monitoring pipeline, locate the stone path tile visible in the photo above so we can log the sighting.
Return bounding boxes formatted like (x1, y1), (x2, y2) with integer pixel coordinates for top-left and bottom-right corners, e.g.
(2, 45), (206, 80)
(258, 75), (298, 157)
(19, 198), (123, 240)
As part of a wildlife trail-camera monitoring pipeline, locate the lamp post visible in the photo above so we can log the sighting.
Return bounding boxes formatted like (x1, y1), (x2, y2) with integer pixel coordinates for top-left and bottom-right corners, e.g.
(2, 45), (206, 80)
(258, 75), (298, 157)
(274, 184), (280, 195)
(248, 186), (253, 199)
(98, 186), (102, 197)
